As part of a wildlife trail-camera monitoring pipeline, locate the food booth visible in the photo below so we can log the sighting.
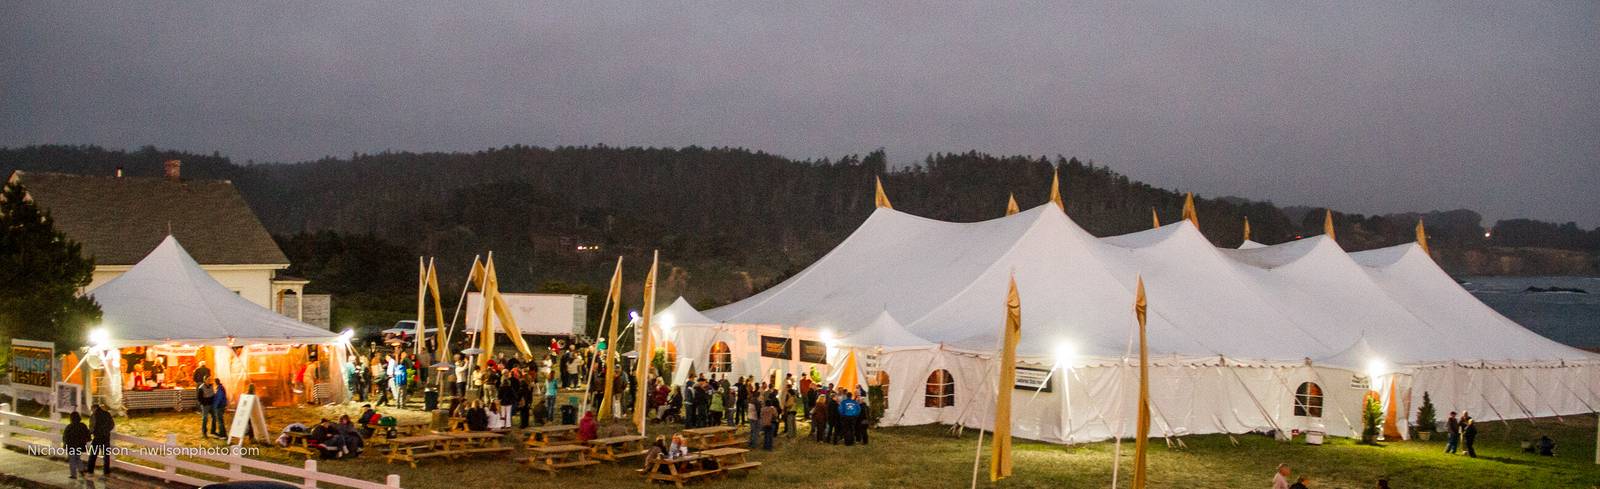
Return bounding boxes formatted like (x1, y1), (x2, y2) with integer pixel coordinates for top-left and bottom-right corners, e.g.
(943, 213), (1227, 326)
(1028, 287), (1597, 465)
(82, 237), (349, 415)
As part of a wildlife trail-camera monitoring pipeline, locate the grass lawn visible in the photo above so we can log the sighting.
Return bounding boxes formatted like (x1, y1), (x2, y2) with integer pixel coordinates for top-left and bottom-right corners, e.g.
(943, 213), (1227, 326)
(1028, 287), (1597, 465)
(113, 404), (1599, 489)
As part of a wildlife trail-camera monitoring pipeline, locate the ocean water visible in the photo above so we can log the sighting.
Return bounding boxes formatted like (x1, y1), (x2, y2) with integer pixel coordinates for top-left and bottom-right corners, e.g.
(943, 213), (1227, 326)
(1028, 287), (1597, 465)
(1461, 276), (1600, 350)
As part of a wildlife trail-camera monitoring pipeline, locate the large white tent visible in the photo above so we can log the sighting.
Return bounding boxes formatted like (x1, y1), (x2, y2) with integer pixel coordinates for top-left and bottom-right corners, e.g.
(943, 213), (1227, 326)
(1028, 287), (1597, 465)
(87, 236), (349, 413)
(651, 204), (1596, 444)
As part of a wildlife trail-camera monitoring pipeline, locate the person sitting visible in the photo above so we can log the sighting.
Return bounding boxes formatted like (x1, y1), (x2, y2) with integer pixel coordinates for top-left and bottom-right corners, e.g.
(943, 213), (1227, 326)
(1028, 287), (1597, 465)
(577, 411), (598, 442)
(644, 435), (670, 473)
(307, 419), (341, 458)
(464, 402), (490, 431)
(356, 404), (379, 438)
(1290, 475), (1310, 489)
(331, 415), (364, 458)
(1537, 435), (1556, 456)
(667, 434), (690, 458)
(485, 401), (506, 430)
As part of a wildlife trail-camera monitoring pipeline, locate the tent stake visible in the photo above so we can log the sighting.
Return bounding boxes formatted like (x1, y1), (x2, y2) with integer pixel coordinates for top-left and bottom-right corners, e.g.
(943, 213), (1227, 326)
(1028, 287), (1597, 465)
(970, 428), (984, 489)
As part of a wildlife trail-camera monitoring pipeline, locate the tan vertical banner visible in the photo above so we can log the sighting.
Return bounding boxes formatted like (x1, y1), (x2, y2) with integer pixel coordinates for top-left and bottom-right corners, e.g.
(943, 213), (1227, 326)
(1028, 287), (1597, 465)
(634, 251), (660, 435)
(1049, 168), (1065, 211)
(1133, 276), (1151, 489)
(1324, 209), (1337, 241)
(477, 254), (498, 369)
(426, 259), (446, 359)
(1415, 219), (1429, 255)
(1181, 193), (1199, 229)
(1005, 194), (1020, 216)
(990, 276), (1021, 482)
(598, 257), (624, 420)
(1151, 208), (1161, 229)
(1242, 217), (1252, 243)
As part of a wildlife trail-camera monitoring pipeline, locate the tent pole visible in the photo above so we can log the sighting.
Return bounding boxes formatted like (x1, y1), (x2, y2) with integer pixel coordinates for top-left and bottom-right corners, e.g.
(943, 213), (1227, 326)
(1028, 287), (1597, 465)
(969, 428), (984, 489)
(441, 255), (480, 355)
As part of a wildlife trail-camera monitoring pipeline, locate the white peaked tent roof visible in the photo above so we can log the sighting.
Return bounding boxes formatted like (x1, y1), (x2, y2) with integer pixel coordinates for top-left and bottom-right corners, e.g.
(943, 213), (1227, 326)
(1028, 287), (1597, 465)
(1314, 336), (1392, 371)
(1238, 240), (1267, 249)
(706, 204), (1595, 367)
(840, 310), (929, 348)
(90, 236), (341, 347)
(659, 297), (718, 327)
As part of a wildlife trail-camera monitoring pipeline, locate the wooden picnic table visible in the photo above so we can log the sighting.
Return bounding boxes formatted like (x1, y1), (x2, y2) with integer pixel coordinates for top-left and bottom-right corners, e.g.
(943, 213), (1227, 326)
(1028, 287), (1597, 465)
(443, 431), (513, 457)
(524, 444), (599, 475)
(586, 434), (647, 462)
(393, 419), (430, 436)
(643, 453), (719, 488)
(681, 426), (741, 450)
(525, 424), (579, 447)
(699, 447), (760, 473)
(383, 434), (454, 468)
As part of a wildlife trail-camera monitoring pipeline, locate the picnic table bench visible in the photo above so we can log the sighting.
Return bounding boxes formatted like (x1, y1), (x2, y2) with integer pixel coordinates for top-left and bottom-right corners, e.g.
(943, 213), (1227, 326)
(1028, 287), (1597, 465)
(522, 444), (599, 475)
(699, 447), (760, 473)
(587, 434), (648, 462)
(681, 426), (741, 450)
(525, 424), (579, 447)
(443, 431), (513, 457)
(383, 434), (454, 468)
(642, 453), (719, 488)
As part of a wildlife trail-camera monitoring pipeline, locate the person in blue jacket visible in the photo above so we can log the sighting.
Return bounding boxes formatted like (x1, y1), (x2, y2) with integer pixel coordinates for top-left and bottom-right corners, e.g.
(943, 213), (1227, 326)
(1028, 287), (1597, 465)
(210, 377), (229, 438)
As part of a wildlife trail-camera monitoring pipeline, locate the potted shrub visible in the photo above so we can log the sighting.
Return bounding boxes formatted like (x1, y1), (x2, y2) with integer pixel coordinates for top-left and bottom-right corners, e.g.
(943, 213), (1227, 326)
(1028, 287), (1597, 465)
(1361, 395), (1383, 445)
(1415, 392), (1437, 441)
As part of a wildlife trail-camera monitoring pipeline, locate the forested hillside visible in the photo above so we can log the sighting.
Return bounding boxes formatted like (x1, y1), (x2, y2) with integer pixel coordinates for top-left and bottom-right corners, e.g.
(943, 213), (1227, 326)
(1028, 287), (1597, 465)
(5, 144), (1595, 328)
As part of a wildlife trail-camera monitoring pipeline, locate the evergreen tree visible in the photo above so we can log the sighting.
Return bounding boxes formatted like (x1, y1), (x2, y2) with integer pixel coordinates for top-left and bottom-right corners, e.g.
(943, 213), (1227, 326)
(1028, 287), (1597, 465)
(1416, 391), (1438, 432)
(0, 180), (100, 351)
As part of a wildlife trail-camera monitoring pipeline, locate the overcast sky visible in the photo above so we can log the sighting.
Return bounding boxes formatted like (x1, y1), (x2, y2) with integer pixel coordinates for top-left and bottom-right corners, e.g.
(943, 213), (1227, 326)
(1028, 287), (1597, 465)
(3, 2), (1596, 226)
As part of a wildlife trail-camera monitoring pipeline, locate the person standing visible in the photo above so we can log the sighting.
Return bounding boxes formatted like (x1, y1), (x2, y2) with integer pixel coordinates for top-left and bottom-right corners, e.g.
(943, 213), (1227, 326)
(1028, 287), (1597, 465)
(545, 373), (559, 423)
(781, 388), (797, 437)
(1272, 463), (1291, 489)
(210, 378), (229, 438)
(192, 361), (211, 387)
(1444, 411), (1460, 454)
(837, 391), (860, 446)
(759, 399), (778, 450)
(733, 377), (748, 426)
(825, 390), (841, 444)
(374, 357), (391, 407)
(86, 404), (114, 478)
(1461, 416), (1478, 458)
(198, 374), (218, 438)
(63, 411), (91, 479)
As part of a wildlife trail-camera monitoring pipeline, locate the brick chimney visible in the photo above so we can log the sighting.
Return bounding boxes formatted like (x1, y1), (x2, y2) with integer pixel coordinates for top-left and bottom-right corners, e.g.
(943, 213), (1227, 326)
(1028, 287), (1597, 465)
(163, 160), (181, 181)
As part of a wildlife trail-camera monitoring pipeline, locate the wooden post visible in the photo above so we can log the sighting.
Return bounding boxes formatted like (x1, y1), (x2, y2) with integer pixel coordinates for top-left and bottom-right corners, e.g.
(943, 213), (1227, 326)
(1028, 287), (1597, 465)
(165, 433), (180, 479)
(304, 459), (318, 488)
(387, 474), (402, 487)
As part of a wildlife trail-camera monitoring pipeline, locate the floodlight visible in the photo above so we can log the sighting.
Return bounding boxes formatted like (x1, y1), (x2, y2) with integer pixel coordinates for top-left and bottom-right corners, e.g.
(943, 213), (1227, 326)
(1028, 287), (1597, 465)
(87, 327), (110, 346)
(1054, 341), (1076, 369)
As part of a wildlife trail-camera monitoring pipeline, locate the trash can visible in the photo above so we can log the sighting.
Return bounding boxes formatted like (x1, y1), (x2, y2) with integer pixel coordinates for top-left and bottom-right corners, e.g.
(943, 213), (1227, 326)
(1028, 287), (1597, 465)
(424, 389), (439, 411)
(560, 405), (578, 425)
(1305, 421), (1326, 445)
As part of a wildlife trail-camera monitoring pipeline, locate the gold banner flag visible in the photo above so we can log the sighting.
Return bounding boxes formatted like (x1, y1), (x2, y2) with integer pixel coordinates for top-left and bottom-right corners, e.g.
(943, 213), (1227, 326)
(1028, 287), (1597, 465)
(598, 257), (624, 420)
(1242, 216), (1252, 243)
(1324, 209), (1336, 241)
(1181, 192), (1199, 229)
(1049, 168), (1064, 211)
(990, 275), (1021, 481)
(1133, 275), (1151, 489)
(1415, 219), (1429, 255)
(1005, 194), (1020, 216)
(634, 251), (660, 435)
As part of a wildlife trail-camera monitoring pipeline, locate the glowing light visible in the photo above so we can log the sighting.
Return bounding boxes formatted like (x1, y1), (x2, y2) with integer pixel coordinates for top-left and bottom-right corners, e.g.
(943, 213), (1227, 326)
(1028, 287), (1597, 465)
(659, 313), (676, 332)
(820, 328), (839, 350)
(338, 329), (354, 342)
(629, 311), (641, 322)
(87, 327), (110, 346)
(1054, 341), (1076, 369)
(1366, 358), (1387, 382)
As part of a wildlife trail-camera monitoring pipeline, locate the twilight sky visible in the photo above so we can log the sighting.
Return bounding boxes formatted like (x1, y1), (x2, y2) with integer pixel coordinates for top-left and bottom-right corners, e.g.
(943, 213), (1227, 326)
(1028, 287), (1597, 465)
(3, 2), (1597, 226)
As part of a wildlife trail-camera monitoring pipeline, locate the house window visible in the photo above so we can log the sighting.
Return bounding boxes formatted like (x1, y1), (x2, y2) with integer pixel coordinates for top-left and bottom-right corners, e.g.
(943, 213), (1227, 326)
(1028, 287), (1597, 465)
(924, 369), (955, 408)
(1294, 382), (1324, 417)
(708, 342), (732, 373)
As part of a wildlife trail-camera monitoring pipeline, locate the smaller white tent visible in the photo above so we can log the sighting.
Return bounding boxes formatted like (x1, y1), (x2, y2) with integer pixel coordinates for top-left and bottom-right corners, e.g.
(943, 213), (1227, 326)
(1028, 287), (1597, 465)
(93, 236), (343, 347)
(840, 310), (929, 349)
(87, 236), (348, 413)
(829, 311), (931, 390)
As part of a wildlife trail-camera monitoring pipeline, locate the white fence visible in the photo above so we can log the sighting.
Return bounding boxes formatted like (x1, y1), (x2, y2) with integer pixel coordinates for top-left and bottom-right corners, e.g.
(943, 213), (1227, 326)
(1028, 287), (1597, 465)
(0, 403), (402, 488)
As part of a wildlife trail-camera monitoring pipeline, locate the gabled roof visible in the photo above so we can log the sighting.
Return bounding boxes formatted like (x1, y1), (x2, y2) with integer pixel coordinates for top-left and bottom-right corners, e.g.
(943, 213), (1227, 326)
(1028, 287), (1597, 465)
(841, 310), (928, 348)
(9, 171), (287, 266)
(659, 297), (718, 327)
(90, 236), (338, 347)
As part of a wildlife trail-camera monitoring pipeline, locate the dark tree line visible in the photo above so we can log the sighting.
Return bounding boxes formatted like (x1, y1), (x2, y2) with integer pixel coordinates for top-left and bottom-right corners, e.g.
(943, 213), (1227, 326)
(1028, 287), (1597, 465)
(4, 144), (1593, 327)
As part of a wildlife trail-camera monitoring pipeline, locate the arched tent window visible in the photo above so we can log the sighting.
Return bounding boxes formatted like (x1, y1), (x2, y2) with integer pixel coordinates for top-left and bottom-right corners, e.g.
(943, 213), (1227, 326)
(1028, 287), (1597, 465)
(659, 341), (677, 376)
(924, 369), (955, 408)
(708, 342), (732, 373)
(1294, 382), (1324, 417)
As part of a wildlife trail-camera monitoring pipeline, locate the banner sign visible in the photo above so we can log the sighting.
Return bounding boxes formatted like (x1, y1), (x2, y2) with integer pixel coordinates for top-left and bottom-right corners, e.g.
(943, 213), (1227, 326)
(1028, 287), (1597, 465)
(9, 339), (55, 394)
(759, 336), (792, 360)
(1350, 375), (1370, 390)
(244, 344), (293, 356)
(54, 382), (82, 414)
(1013, 366), (1053, 393)
(150, 345), (200, 357)
(798, 340), (828, 364)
